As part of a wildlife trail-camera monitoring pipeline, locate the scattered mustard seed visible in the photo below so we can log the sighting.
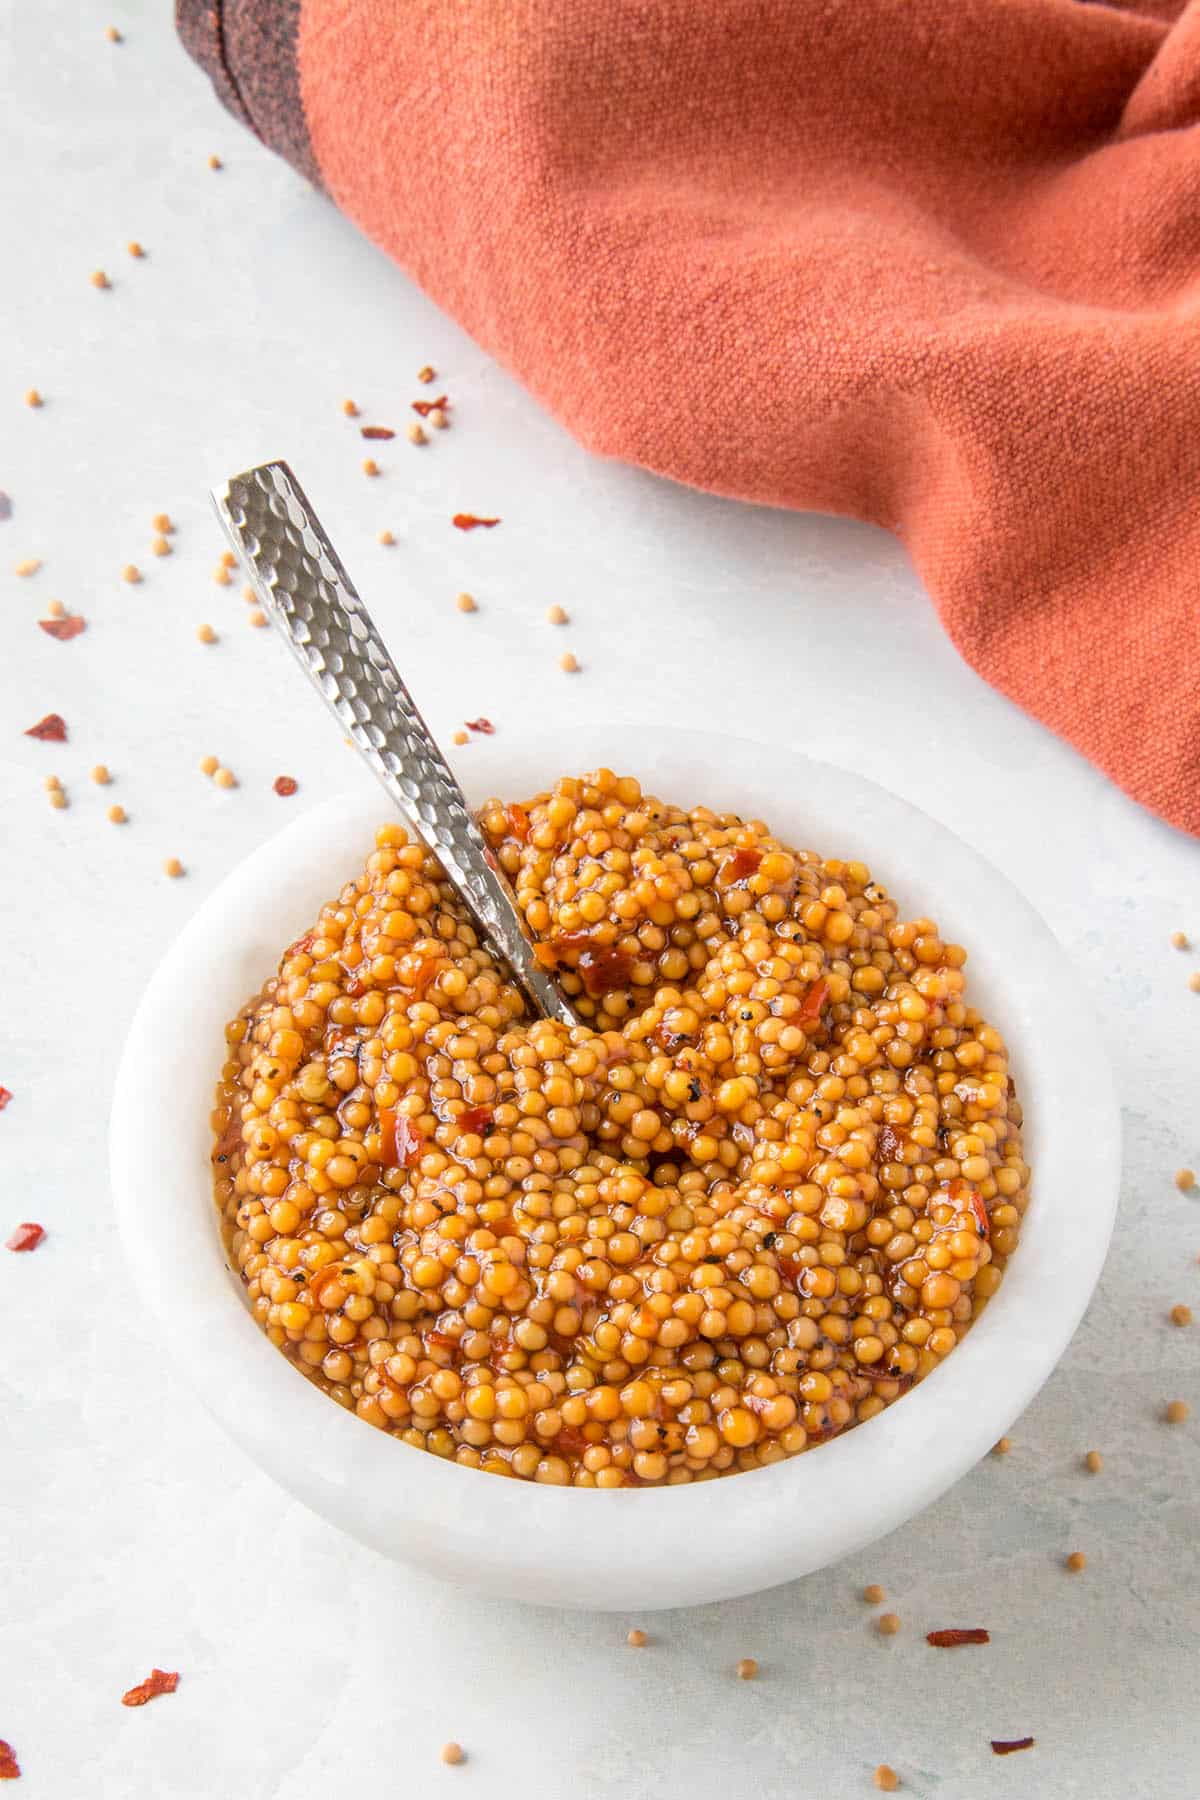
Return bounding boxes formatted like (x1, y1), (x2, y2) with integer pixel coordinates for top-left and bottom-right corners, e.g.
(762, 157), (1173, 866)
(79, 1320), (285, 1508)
(874, 1768), (900, 1793)
(736, 1658), (759, 1681)
(214, 766), (237, 789)
(25, 388), (42, 408)
(43, 774), (61, 792)
(429, 407), (448, 430)
(626, 1629), (647, 1648)
(452, 730), (469, 746)
(248, 609), (267, 629)
(559, 651), (580, 673)
(91, 765), (111, 786)
(105, 24), (122, 41)
(213, 566), (232, 586)
(163, 856), (184, 879)
(546, 603), (568, 625)
(1171, 931), (1189, 949)
(417, 365), (435, 384)
(1170, 1303), (1193, 1327)
(877, 1614), (901, 1637)
(1175, 1169), (1196, 1192)
(1066, 1551), (1087, 1573)
(378, 529), (395, 546)
(1189, 973), (1200, 993)
(363, 456), (381, 475)
(992, 1437), (1012, 1455)
(455, 591), (477, 613)
(1165, 1399), (1190, 1424)
(342, 398), (359, 417)
(46, 599), (66, 619)
(15, 558), (41, 577)
(90, 270), (110, 290)
(122, 564), (141, 584)
(127, 241), (145, 259)
(107, 803), (127, 824)
(196, 624), (217, 644)
(49, 788), (68, 810)
(152, 513), (173, 534)
(220, 550), (236, 568)
(199, 755), (219, 777)
(242, 585), (255, 603)
(1084, 1450), (1103, 1474)
(440, 1743), (464, 1766)
(151, 535), (171, 557)
(405, 424), (426, 447)
(862, 1584), (886, 1605)
(208, 153), (223, 171)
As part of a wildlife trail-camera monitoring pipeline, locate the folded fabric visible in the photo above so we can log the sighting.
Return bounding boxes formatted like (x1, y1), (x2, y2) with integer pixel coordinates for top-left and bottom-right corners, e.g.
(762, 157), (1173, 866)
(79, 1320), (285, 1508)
(178, 0), (1200, 835)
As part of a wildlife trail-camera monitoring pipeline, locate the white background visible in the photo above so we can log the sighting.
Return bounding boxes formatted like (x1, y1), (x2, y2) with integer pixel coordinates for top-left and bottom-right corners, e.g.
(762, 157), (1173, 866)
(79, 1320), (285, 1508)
(1, 4), (1197, 1795)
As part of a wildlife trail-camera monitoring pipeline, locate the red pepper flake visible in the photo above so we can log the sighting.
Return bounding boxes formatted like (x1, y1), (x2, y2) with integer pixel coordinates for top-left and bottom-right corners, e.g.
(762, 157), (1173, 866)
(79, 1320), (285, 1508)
(878, 1122), (904, 1162)
(459, 1105), (494, 1135)
(412, 395), (449, 418)
(0, 1739), (20, 1780)
(991, 1738), (1034, 1756)
(360, 425), (395, 440)
(777, 1253), (802, 1288)
(797, 977), (829, 1027)
(273, 775), (298, 797)
(535, 932), (635, 996)
(378, 1110), (424, 1169)
(284, 931), (314, 962)
(6, 1223), (45, 1254)
(506, 802), (530, 842)
(926, 1628), (990, 1647)
(555, 1425), (590, 1457)
(968, 1189), (990, 1239)
(38, 614), (86, 641)
(465, 717), (495, 735)
(121, 1668), (180, 1707)
(0, 1088), (10, 1112)
(452, 514), (500, 531)
(24, 712), (67, 742)
(719, 846), (762, 886)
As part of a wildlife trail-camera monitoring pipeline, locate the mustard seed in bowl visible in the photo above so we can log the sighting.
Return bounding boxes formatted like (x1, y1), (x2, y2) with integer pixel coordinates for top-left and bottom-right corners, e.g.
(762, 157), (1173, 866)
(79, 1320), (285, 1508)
(211, 769), (1030, 1488)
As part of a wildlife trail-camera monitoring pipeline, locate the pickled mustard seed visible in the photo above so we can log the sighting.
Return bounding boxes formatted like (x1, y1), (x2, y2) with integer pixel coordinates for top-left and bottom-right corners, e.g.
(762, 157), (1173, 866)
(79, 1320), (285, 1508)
(90, 269), (111, 289)
(1065, 1552), (1086, 1573)
(1175, 1169), (1195, 1192)
(1171, 931), (1189, 948)
(417, 365), (435, 383)
(876, 1614), (901, 1636)
(429, 408), (449, 430)
(6, 1222), (45, 1253)
(273, 775), (298, 797)
(15, 558), (41, 577)
(1170, 1303), (1193, 1327)
(196, 624), (217, 644)
(874, 1768), (899, 1793)
(862, 1584), (885, 1605)
(25, 713), (67, 742)
(452, 730), (469, 745)
(128, 240), (145, 258)
(455, 591), (477, 613)
(991, 1738), (1034, 1756)
(163, 857), (184, 879)
(38, 614), (86, 641)
(1084, 1450), (1103, 1473)
(559, 651), (580, 673)
(991, 1436), (1012, 1455)
(453, 513), (500, 530)
(91, 765), (111, 785)
(1165, 1399), (1190, 1424)
(736, 1658), (758, 1680)
(152, 513), (174, 534)
(121, 1669), (179, 1708)
(107, 803), (127, 824)
(46, 599), (66, 619)
(25, 388), (42, 407)
(626, 1629), (647, 1647)
(0, 1087), (11, 1112)
(214, 767), (237, 789)
(440, 1743), (464, 1766)
(406, 424), (426, 447)
(122, 564), (141, 584)
(363, 457), (381, 475)
(0, 1737), (19, 1778)
(465, 717), (495, 734)
(361, 425), (394, 440)
(49, 788), (68, 810)
(926, 1628), (989, 1647)
(199, 755), (219, 776)
(249, 609), (267, 628)
(208, 154), (222, 170)
(546, 603), (568, 624)
(152, 535), (171, 556)
(378, 530), (395, 546)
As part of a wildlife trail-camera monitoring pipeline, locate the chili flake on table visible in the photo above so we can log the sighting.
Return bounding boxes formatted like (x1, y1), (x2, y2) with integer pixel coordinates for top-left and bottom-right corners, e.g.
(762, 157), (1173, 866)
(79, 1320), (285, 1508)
(0, 1739), (20, 1780)
(452, 513), (500, 530)
(24, 713), (67, 742)
(121, 1669), (179, 1708)
(0, 1088), (11, 1112)
(926, 1628), (990, 1647)
(6, 1223), (45, 1253)
(38, 614), (86, 641)
(273, 776), (298, 797)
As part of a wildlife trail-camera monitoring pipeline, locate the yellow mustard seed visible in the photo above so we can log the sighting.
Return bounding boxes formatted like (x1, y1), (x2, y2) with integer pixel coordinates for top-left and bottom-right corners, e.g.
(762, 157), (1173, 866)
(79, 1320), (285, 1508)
(242, 585), (255, 603)
(862, 1584), (886, 1605)
(163, 857), (184, 879)
(440, 1743), (464, 1766)
(363, 456), (381, 475)
(456, 592), (477, 613)
(107, 803), (127, 824)
(378, 529), (395, 546)
(90, 270), (110, 290)
(213, 566), (232, 586)
(128, 241), (145, 258)
(874, 1768), (899, 1793)
(736, 1658), (758, 1680)
(43, 774), (61, 792)
(152, 513), (173, 534)
(214, 766), (237, 789)
(546, 603), (568, 625)
(249, 609), (267, 629)
(1175, 1169), (1195, 1192)
(342, 398), (359, 417)
(1171, 931), (1189, 949)
(1084, 1450), (1103, 1473)
(49, 788), (68, 810)
(1165, 1399), (1190, 1424)
(626, 1629), (647, 1648)
(91, 765), (111, 786)
(429, 407), (448, 430)
(991, 1437), (1012, 1455)
(1066, 1551), (1087, 1573)
(417, 365), (435, 383)
(876, 1614), (900, 1637)
(152, 535), (171, 557)
(199, 755), (219, 777)
(1189, 973), (1200, 994)
(106, 24), (122, 40)
(25, 388), (42, 408)
(208, 153), (223, 171)
(405, 424), (426, 447)
(220, 550), (236, 568)
(559, 651), (580, 673)
(15, 558), (41, 577)
(197, 623), (217, 644)
(46, 599), (66, 619)
(122, 564), (141, 584)
(1170, 1303), (1193, 1327)
(452, 730), (469, 746)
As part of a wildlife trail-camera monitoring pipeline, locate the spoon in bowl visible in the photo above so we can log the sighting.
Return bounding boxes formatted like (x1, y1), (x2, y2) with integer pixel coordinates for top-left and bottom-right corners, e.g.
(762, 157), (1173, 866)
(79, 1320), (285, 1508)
(212, 459), (574, 1027)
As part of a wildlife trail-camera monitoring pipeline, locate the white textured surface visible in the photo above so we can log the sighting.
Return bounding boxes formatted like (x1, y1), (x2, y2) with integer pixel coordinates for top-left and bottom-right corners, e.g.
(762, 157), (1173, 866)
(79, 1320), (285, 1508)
(1, 5), (1197, 1795)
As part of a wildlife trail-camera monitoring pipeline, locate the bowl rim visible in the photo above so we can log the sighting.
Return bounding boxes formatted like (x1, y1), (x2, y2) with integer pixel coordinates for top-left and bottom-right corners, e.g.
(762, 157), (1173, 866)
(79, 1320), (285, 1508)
(110, 725), (1121, 1611)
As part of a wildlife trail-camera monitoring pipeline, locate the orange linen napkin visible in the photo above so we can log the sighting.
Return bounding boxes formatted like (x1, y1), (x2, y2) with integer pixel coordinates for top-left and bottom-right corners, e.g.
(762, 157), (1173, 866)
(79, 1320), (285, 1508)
(179, 0), (1200, 834)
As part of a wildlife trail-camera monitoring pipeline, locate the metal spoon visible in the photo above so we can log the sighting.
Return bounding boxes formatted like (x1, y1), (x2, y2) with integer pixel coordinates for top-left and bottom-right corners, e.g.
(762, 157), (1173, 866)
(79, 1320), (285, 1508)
(212, 459), (574, 1026)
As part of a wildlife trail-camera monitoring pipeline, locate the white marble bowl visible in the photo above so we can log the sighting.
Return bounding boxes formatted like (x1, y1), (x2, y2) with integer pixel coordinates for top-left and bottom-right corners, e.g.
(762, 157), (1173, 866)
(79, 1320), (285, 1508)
(111, 726), (1120, 1610)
